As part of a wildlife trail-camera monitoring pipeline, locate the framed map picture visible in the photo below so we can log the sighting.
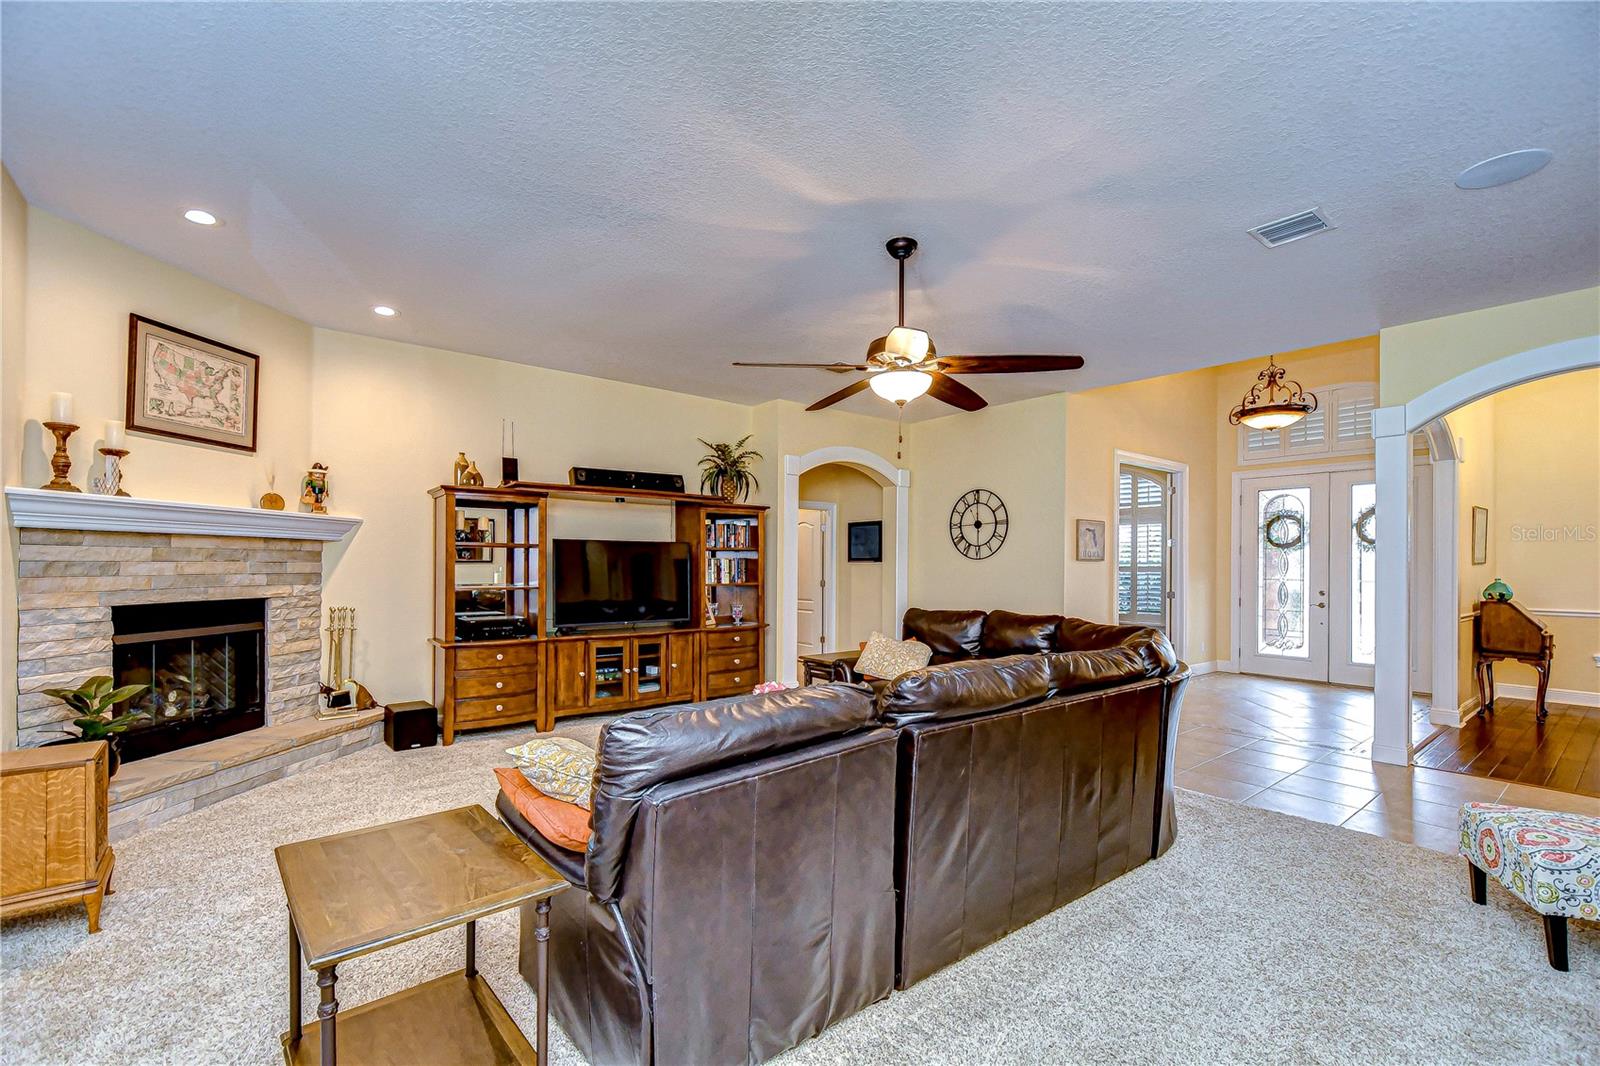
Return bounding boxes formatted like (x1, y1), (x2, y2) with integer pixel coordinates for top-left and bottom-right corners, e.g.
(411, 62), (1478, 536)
(126, 314), (260, 452)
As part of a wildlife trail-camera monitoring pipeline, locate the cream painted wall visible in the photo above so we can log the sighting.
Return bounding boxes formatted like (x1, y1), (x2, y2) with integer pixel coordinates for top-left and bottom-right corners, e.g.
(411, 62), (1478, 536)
(904, 394), (1068, 615)
(798, 463), (884, 650)
(1481, 371), (1598, 696)
(1063, 368), (1218, 662)
(1210, 337), (1380, 667)
(309, 327), (758, 705)
(18, 208), (313, 505)
(1449, 392), (1497, 703)
(1379, 287), (1600, 406)
(1, 166), (28, 749)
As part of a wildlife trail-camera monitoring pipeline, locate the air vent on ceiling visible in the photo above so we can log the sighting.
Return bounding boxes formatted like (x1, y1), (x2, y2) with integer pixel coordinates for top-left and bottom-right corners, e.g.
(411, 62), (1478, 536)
(1248, 208), (1334, 248)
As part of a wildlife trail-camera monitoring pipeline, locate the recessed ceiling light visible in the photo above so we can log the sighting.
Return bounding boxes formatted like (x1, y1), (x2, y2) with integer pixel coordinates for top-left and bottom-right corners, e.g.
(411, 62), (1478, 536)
(183, 209), (218, 226)
(1455, 149), (1553, 190)
(372, 305), (399, 318)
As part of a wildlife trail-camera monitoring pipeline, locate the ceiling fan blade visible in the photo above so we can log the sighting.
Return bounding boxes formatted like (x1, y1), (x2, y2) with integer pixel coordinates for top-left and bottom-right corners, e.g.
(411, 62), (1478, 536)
(806, 378), (873, 411)
(732, 361), (869, 373)
(936, 355), (1085, 374)
(926, 372), (987, 411)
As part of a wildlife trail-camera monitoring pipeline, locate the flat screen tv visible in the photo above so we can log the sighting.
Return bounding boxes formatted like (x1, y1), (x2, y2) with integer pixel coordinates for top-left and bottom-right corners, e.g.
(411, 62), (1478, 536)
(550, 539), (692, 629)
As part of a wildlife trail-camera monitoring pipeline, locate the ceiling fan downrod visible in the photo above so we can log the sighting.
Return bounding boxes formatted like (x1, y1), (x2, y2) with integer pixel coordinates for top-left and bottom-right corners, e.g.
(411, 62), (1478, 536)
(885, 236), (917, 328)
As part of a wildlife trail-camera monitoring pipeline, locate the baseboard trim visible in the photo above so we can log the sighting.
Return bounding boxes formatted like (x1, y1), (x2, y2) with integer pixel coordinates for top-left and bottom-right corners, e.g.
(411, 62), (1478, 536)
(1187, 659), (1236, 677)
(1370, 742), (1411, 767)
(1491, 683), (1600, 709)
(1431, 696), (1480, 728)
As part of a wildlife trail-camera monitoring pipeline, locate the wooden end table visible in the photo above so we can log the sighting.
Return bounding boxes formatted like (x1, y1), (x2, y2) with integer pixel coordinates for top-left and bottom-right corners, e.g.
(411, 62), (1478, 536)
(275, 804), (569, 1065)
(798, 649), (862, 685)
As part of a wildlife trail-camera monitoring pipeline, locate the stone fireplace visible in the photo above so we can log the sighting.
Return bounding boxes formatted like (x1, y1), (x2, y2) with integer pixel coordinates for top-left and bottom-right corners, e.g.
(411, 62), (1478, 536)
(7, 488), (368, 837)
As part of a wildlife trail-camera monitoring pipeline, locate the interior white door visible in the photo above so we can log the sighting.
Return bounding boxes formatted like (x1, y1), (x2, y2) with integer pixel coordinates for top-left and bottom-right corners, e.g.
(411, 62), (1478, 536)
(796, 508), (825, 656)
(1328, 470), (1376, 687)
(1238, 473), (1331, 682)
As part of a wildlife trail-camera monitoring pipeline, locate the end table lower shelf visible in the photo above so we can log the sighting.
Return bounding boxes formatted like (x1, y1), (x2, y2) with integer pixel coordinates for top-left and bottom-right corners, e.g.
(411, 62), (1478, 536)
(282, 969), (534, 1065)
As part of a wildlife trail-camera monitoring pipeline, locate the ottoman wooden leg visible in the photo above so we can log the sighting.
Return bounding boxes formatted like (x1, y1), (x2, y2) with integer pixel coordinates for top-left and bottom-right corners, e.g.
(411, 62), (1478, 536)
(1543, 915), (1568, 972)
(1468, 862), (1487, 905)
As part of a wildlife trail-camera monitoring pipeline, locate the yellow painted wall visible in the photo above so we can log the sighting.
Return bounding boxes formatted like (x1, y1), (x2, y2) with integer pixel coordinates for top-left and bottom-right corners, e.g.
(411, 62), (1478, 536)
(798, 463), (885, 650)
(1, 166), (28, 749)
(1379, 287), (1600, 406)
(1474, 371), (1598, 696)
(904, 394), (1068, 615)
(1063, 367), (1219, 663)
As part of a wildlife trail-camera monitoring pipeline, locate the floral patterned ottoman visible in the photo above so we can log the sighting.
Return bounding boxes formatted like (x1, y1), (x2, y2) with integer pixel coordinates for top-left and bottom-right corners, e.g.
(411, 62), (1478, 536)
(1459, 801), (1599, 971)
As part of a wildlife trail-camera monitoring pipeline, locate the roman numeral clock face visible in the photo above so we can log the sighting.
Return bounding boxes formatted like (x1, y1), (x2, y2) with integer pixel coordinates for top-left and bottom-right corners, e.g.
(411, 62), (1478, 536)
(949, 489), (1008, 560)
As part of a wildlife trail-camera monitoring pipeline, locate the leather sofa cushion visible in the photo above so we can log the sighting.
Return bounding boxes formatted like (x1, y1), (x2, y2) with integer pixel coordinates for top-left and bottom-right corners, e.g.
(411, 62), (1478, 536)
(1054, 619), (1179, 675)
(901, 608), (987, 663)
(980, 610), (1064, 657)
(495, 767), (592, 851)
(877, 654), (1051, 724)
(585, 682), (877, 902)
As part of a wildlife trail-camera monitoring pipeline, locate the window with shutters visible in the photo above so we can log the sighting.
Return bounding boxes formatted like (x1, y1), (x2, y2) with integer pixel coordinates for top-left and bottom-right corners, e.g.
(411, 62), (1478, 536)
(1118, 466), (1170, 631)
(1236, 382), (1377, 464)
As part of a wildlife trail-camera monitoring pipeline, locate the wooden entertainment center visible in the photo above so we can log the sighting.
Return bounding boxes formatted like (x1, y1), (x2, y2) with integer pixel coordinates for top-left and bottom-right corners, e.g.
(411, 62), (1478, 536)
(430, 481), (768, 744)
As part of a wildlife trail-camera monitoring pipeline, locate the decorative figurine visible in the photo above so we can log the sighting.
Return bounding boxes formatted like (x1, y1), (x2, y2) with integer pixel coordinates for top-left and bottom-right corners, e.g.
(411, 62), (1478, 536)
(462, 460), (485, 487)
(453, 452), (470, 485)
(301, 463), (330, 514)
(705, 595), (719, 628)
(1482, 577), (1513, 602)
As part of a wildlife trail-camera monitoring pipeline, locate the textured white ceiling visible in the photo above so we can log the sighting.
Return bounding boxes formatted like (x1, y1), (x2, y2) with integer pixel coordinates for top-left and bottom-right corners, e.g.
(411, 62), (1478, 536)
(3, 3), (1597, 418)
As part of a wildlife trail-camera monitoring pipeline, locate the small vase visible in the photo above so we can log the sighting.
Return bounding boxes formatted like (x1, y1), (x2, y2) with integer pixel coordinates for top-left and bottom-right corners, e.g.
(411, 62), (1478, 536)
(1482, 577), (1513, 602)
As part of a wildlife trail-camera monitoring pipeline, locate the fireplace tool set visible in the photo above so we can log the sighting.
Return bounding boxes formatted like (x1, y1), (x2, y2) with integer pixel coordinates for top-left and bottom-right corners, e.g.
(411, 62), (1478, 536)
(319, 606), (377, 718)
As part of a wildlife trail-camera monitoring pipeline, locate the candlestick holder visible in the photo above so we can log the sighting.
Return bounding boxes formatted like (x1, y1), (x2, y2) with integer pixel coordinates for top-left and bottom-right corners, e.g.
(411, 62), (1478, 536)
(92, 448), (131, 497)
(40, 421), (81, 492)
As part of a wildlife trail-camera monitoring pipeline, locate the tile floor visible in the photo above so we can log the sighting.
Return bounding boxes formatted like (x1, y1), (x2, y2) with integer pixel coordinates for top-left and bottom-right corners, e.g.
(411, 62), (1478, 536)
(1176, 672), (1600, 854)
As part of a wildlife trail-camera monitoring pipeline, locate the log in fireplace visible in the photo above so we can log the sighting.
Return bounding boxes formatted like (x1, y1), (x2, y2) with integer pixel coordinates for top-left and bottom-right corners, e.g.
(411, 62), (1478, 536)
(111, 598), (266, 763)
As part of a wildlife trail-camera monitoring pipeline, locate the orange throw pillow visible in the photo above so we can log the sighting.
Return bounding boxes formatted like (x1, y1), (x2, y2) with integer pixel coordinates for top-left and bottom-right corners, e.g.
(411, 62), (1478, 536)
(494, 767), (593, 852)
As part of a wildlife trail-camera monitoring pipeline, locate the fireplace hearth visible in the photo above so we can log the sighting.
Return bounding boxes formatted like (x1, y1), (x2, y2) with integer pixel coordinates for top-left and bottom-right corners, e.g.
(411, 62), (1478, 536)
(111, 598), (266, 763)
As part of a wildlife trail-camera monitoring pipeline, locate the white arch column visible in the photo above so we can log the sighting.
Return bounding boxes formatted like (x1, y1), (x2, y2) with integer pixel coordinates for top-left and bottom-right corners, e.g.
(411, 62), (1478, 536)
(1371, 335), (1600, 764)
(778, 446), (910, 684)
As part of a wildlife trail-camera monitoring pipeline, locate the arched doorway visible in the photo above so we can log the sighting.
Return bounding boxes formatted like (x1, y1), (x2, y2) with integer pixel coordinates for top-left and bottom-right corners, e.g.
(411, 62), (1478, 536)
(1371, 336), (1600, 764)
(779, 446), (909, 684)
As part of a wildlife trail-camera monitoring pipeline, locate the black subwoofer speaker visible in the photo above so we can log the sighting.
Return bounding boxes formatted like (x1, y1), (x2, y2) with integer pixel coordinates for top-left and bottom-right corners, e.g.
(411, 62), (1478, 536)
(384, 701), (438, 751)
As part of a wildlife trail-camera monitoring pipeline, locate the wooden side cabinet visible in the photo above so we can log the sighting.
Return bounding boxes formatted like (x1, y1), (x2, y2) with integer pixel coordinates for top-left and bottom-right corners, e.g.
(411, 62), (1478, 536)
(0, 741), (115, 933)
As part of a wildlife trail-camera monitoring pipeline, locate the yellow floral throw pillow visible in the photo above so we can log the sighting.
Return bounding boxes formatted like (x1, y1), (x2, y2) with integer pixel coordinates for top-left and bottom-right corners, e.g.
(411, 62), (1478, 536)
(854, 631), (933, 681)
(504, 736), (597, 809)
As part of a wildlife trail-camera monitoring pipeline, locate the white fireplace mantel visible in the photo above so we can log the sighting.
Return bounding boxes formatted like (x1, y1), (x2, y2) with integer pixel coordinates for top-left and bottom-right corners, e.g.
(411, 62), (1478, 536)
(4, 486), (361, 541)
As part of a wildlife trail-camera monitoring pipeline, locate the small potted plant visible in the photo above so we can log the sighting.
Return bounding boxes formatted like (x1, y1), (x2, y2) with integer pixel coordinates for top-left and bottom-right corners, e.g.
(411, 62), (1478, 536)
(698, 435), (762, 502)
(42, 675), (150, 777)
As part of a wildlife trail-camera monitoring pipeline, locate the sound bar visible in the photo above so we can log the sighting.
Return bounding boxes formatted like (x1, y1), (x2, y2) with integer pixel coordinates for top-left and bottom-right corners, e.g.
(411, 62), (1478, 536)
(569, 467), (686, 494)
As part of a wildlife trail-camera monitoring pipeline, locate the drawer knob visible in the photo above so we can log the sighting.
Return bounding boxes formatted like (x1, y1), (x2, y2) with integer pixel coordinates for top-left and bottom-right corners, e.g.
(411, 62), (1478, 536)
(733, 658), (741, 665)
(733, 636), (742, 643)
(670, 662), (678, 669)
(495, 681), (504, 690)
(579, 671), (586, 678)
(733, 676), (741, 683)
(495, 704), (504, 712)
(495, 653), (504, 661)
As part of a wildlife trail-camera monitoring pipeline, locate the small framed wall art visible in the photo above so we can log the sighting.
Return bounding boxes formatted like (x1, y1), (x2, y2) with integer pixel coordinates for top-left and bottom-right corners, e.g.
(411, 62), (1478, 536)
(1471, 506), (1489, 565)
(848, 520), (883, 562)
(1075, 519), (1107, 561)
(126, 314), (260, 452)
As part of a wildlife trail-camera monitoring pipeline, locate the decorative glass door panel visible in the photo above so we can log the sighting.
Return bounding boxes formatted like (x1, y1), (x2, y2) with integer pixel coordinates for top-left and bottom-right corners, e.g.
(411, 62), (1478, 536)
(633, 639), (665, 700)
(1238, 474), (1330, 682)
(589, 641), (628, 704)
(1328, 473), (1377, 687)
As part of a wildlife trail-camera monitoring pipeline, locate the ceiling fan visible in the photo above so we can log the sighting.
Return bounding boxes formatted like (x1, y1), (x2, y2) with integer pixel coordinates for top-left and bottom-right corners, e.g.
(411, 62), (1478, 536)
(732, 235), (1085, 413)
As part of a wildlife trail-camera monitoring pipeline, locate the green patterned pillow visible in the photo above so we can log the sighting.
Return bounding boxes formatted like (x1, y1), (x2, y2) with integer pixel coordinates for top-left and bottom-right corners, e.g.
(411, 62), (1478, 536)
(504, 736), (596, 809)
(855, 631), (933, 680)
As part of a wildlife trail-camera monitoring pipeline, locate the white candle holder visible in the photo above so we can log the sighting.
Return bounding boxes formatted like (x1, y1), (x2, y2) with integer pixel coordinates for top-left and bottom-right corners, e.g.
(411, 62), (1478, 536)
(90, 448), (131, 497)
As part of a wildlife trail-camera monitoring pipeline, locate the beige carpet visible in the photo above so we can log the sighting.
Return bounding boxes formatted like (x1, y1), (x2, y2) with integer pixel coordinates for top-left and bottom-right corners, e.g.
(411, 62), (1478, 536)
(2, 719), (1595, 1066)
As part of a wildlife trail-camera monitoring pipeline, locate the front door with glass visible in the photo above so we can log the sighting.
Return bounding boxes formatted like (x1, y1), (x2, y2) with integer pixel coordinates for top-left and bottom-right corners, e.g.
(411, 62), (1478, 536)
(1237, 469), (1377, 685)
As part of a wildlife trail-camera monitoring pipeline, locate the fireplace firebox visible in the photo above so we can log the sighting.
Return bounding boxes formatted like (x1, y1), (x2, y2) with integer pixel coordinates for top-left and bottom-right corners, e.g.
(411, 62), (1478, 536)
(111, 598), (266, 763)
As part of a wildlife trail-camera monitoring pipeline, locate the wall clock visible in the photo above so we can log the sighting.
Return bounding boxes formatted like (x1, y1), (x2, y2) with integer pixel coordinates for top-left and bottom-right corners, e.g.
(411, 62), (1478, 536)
(949, 489), (1008, 559)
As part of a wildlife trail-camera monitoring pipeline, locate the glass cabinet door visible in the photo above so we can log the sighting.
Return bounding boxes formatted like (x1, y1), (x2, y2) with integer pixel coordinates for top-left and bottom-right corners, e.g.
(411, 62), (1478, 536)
(589, 641), (628, 704)
(633, 640), (665, 699)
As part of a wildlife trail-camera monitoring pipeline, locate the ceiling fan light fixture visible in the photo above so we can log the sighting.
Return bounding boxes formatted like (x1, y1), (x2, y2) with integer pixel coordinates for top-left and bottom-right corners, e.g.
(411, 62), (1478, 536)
(883, 326), (931, 363)
(869, 369), (932, 404)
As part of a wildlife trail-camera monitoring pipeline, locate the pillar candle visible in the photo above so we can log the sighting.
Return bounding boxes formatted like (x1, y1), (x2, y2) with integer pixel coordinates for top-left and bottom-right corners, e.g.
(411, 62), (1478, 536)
(105, 420), (126, 449)
(49, 392), (73, 423)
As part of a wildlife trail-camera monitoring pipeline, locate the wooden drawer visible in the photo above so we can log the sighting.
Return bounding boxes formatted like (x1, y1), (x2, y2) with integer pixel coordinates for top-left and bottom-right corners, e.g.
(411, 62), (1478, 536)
(706, 648), (759, 674)
(454, 668), (536, 700)
(705, 628), (759, 653)
(455, 692), (539, 727)
(455, 642), (538, 671)
(706, 664), (759, 696)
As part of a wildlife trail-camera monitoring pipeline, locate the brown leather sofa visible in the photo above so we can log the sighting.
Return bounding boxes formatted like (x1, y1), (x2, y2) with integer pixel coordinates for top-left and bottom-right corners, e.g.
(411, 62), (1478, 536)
(498, 684), (898, 1066)
(499, 610), (1186, 1063)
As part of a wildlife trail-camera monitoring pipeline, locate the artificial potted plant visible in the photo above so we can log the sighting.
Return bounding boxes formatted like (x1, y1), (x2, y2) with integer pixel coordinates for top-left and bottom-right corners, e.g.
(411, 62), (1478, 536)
(42, 675), (150, 777)
(698, 435), (763, 502)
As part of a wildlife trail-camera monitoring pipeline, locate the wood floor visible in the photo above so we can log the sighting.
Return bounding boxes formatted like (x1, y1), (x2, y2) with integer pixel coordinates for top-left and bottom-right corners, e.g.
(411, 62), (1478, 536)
(1413, 696), (1600, 798)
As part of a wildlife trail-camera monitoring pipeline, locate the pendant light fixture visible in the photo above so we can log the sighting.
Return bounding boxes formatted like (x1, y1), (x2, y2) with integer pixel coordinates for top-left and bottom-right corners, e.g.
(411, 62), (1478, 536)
(1228, 355), (1318, 430)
